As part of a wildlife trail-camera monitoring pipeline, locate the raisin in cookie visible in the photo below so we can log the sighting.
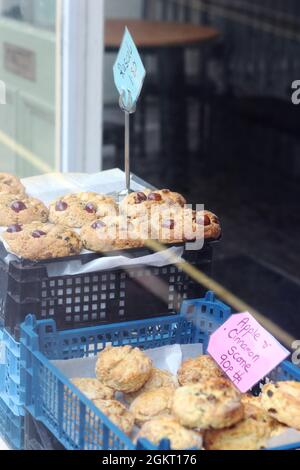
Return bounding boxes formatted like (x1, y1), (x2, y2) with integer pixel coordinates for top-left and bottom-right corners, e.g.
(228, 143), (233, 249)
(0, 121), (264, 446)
(49, 192), (117, 228)
(120, 189), (186, 217)
(204, 397), (276, 450)
(0, 173), (25, 195)
(136, 416), (203, 450)
(80, 215), (144, 252)
(95, 345), (153, 393)
(93, 399), (134, 435)
(130, 387), (175, 426)
(124, 368), (178, 404)
(3, 222), (82, 260)
(0, 194), (48, 226)
(260, 381), (300, 430)
(71, 378), (114, 401)
(177, 355), (225, 386)
(172, 378), (244, 430)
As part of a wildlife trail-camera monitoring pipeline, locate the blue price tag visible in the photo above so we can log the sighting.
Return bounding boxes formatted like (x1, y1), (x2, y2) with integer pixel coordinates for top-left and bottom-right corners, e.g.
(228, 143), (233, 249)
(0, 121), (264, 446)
(113, 27), (146, 110)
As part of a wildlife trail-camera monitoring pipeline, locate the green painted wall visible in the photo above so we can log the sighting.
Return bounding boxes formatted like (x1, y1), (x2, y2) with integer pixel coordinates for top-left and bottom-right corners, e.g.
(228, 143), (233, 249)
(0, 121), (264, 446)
(0, 18), (56, 177)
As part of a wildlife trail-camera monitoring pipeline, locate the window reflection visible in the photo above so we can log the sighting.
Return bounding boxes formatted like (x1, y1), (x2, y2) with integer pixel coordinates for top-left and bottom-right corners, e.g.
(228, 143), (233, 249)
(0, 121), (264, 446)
(0, 0), (55, 31)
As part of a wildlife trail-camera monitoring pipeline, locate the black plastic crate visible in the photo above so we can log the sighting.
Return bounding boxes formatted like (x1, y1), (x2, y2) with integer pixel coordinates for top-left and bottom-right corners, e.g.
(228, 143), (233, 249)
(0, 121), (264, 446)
(24, 413), (65, 451)
(0, 241), (215, 339)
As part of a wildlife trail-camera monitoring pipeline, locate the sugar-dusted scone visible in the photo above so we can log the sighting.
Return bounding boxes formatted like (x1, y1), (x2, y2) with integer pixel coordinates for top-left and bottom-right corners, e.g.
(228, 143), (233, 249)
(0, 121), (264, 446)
(178, 355), (225, 386)
(0, 173), (25, 195)
(260, 381), (300, 430)
(136, 416), (203, 450)
(204, 396), (277, 450)
(3, 222), (82, 260)
(129, 387), (175, 426)
(0, 194), (48, 226)
(71, 378), (114, 401)
(120, 189), (186, 218)
(93, 399), (134, 435)
(124, 368), (178, 404)
(95, 345), (153, 393)
(80, 215), (144, 252)
(172, 378), (244, 431)
(49, 192), (118, 228)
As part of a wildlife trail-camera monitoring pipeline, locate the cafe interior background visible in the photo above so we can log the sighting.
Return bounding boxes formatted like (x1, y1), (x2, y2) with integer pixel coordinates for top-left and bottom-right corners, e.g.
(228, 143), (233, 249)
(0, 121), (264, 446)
(0, 0), (299, 376)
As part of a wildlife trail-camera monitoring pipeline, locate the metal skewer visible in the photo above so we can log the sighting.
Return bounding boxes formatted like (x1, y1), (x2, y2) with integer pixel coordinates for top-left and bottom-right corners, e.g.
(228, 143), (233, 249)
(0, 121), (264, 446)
(118, 90), (136, 199)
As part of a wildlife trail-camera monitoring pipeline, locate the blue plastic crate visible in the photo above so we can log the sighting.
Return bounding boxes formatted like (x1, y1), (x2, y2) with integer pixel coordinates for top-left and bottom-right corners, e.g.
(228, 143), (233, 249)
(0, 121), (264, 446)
(0, 395), (24, 450)
(19, 291), (300, 451)
(0, 329), (24, 417)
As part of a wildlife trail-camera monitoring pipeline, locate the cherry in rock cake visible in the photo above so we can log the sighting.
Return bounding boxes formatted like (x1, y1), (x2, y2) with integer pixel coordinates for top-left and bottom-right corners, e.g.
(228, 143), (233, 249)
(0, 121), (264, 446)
(3, 222), (82, 261)
(138, 208), (221, 243)
(49, 192), (118, 228)
(0, 172), (26, 196)
(0, 194), (48, 226)
(80, 215), (144, 252)
(119, 189), (186, 217)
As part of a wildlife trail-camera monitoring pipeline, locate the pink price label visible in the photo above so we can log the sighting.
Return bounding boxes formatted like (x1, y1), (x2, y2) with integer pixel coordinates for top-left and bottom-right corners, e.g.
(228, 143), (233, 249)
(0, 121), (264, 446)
(207, 313), (290, 393)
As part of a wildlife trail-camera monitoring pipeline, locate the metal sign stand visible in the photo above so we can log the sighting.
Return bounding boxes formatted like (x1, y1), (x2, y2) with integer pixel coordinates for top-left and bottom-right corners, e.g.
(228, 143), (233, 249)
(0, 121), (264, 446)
(118, 90), (136, 200)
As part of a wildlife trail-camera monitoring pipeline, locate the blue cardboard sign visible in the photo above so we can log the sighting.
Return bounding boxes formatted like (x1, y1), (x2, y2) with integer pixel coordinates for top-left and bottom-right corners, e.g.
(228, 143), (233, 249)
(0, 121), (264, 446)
(113, 27), (146, 110)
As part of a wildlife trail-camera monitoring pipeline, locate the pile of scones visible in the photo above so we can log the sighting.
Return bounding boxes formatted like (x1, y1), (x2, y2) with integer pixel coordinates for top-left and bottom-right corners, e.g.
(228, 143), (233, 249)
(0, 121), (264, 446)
(0, 173), (221, 261)
(70, 345), (300, 450)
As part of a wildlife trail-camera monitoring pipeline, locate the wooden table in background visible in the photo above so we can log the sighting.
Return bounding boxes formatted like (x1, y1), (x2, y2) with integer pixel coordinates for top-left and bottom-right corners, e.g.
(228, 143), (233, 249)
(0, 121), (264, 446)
(105, 19), (220, 188)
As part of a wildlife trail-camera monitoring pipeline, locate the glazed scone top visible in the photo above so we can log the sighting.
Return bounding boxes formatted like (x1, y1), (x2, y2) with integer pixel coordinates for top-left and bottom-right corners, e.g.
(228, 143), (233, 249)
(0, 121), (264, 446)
(172, 377), (244, 430)
(96, 345), (153, 393)
(177, 355), (225, 385)
(71, 378), (114, 401)
(0, 172), (25, 195)
(0, 193), (48, 226)
(3, 222), (82, 260)
(120, 189), (186, 217)
(136, 416), (203, 450)
(49, 192), (118, 228)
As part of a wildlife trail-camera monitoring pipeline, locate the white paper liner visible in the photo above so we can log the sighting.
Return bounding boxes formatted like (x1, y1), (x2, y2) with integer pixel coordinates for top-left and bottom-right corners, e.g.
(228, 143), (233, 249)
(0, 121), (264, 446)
(0, 170), (186, 276)
(52, 346), (300, 450)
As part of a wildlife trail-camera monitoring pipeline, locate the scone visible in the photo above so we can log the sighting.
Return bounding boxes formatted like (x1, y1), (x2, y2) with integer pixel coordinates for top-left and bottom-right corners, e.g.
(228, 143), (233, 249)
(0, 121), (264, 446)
(120, 189), (186, 217)
(142, 208), (221, 243)
(0, 194), (48, 226)
(136, 416), (203, 450)
(260, 381), (300, 430)
(204, 397), (276, 450)
(80, 215), (144, 252)
(71, 378), (114, 401)
(130, 387), (175, 426)
(241, 394), (287, 437)
(93, 399), (134, 435)
(0, 172), (25, 195)
(49, 192), (117, 228)
(172, 378), (244, 430)
(124, 368), (178, 404)
(3, 222), (82, 260)
(95, 345), (152, 393)
(178, 355), (225, 386)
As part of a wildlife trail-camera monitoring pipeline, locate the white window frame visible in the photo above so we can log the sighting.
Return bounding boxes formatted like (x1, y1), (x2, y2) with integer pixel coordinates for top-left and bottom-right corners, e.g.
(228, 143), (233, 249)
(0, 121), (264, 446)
(59, 0), (104, 173)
